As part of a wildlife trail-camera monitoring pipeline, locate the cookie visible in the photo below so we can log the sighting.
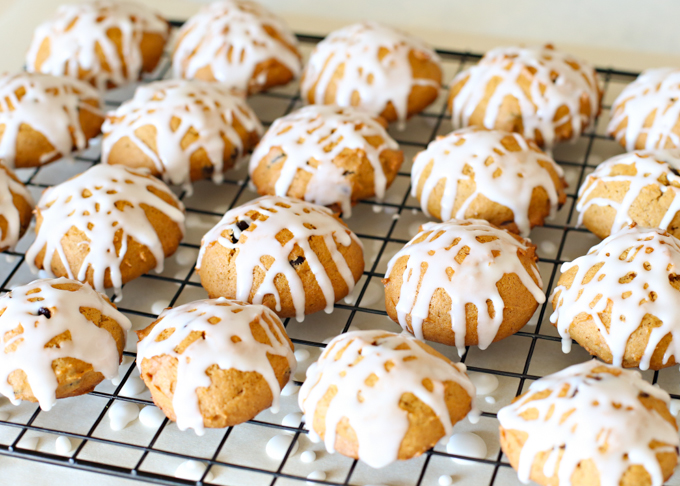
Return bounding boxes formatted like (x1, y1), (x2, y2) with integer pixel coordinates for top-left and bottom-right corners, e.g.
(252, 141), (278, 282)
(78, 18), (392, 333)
(411, 127), (566, 236)
(448, 45), (601, 148)
(173, 0), (302, 95)
(249, 105), (403, 217)
(0, 72), (103, 169)
(498, 360), (679, 486)
(0, 162), (34, 251)
(26, 1), (169, 90)
(383, 219), (545, 355)
(608, 68), (680, 151)
(196, 195), (364, 321)
(299, 330), (476, 468)
(136, 298), (295, 434)
(301, 22), (442, 124)
(26, 164), (185, 299)
(102, 80), (263, 190)
(576, 150), (680, 239)
(0, 278), (130, 410)
(551, 225), (680, 370)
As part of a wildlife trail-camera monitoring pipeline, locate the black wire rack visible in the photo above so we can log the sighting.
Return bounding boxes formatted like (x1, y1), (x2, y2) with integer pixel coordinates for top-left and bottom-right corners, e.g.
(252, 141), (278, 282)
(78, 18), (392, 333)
(0, 23), (672, 486)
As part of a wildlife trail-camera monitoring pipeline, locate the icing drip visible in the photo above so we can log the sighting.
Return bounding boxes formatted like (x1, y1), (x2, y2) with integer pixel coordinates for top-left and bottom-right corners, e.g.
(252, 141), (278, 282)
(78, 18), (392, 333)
(551, 225), (680, 370)
(301, 22), (441, 123)
(249, 105), (399, 217)
(450, 45), (600, 148)
(385, 219), (545, 356)
(172, 0), (301, 93)
(102, 80), (263, 188)
(497, 360), (679, 486)
(196, 196), (361, 322)
(0, 164), (33, 250)
(576, 150), (680, 234)
(26, 164), (185, 299)
(136, 298), (296, 435)
(0, 73), (102, 168)
(609, 68), (680, 150)
(411, 128), (563, 236)
(298, 330), (477, 468)
(0, 277), (131, 410)
(26, 1), (168, 90)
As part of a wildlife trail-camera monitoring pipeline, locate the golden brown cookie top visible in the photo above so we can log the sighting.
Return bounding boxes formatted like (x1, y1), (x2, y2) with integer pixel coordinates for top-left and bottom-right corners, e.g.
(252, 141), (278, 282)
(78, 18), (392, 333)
(0, 277), (130, 410)
(551, 224), (680, 370)
(498, 360), (679, 486)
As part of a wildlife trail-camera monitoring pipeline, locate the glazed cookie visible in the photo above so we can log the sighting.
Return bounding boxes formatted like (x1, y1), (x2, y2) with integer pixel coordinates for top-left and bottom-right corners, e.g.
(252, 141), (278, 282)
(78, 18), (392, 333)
(136, 298), (295, 434)
(608, 68), (680, 151)
(26, 164), (185, 299)
(249, 105), (403, 217)
(0, 162), (34, 251)
(551, 225), (680, 370)
(449, 45), (601, 148)
(196, 196), (364, 321)
(0, 73), (103, 169)
(26, 1), (169, 90)
(411, 127), (566, 236)
(173, 0), (302, 94)
(498, 360), (679, 486)
(383, 219), (545, 355)
(576, 150), (680, 239)
(0, 278), (131, 410)
(301, 22), (442, 124)
(299, 330), (477, 468)
(102, 80), (263, 189)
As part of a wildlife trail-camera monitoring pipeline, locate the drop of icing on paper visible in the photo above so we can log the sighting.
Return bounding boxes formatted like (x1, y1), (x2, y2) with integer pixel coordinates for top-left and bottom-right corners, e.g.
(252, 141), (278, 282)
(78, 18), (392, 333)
(266, 434), (298, 461)
(55, 435), (72, 455)
(108, 401), (139, 431)
(670, 399), (680, 416)
(294, 349), (310, 362)
(485, 396), (496, 404)
(540, 240), (557, 256)
(151, 300), (170, 316)
(446, 432), (487, 463)
(468, 372), (499, 396)
(281, 381), (299, 396)
(438, 475), (454, 486)
(306, 470), (326, 484)
(282, 412), (302, 429)
(175, 460), (213, 482)
(139, 406), (166, 429)
(300, 450), (316, 463)
(175, 247), (196, 266)
(120, 377), (146, 397)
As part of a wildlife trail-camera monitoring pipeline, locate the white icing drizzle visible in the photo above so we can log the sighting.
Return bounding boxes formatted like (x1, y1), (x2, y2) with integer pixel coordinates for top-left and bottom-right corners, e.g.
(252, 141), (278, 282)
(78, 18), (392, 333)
(102, 80), (263, 188)
(136, 297), (295, 435)
(298, 330), (477, 468)
(608, 68), (680, 151)
(301, 22), (441, 123)
(26, 1), (169, 90)
(0, 164), (33, 250)
(576, 150), (680, 234)
(0, 73), (102, 168)
(172, 0), (301, 93)
(497, 360), (679, 486)
(411, 128), (563, 236)
(385, 219), (545, 356)
(551, 225), (680, 370)
(196, 196), (362, 322)
(450, 45), (600, 148)
(249, 105), (399, 217)
(26, 164), (185, 299)
(0, 277), (131, 410)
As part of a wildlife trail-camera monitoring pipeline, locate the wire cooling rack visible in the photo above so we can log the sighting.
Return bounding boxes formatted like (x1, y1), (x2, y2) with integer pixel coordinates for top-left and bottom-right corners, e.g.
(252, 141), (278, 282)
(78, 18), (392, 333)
(0, 24), (677, 486)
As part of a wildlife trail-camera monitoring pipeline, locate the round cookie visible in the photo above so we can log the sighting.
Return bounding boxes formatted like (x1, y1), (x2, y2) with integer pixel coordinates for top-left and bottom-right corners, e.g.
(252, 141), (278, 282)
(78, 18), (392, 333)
(383, 219), (545, 355)
(301, 22), (442, 124)
(608, 68), (680, 151)
(0, 277), (131, 410)
(551, 225), (680, 370)
(26, 164), (185, 299)
(249, 105), (403, 217)
(26, 1), (169, 90)
(172, 0), (302, 95)
(498, 360), (679, 486)
(448, 45), (601, 148)
(136, 298), (295, 434)
(411, 127), (566, 236)
(102, 80), (263, 190)
(299, 330), (477, 468)
(0, 162), (34, 251)
(0, 72), (103, 169)
(576, 150), (680, 240)
(196, 195), (364, 321)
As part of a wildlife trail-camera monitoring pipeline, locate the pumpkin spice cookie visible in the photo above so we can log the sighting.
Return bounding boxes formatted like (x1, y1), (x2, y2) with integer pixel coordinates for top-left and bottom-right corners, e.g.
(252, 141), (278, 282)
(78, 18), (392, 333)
(299, 330), (477, 468)
(0, 162), (33, 251)
(136, 298), (295, 434)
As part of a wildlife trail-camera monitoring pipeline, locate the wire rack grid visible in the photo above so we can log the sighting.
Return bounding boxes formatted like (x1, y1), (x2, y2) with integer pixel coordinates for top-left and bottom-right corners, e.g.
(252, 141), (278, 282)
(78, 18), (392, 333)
(0, 24), (673, 486)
